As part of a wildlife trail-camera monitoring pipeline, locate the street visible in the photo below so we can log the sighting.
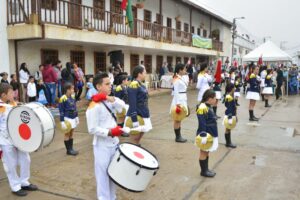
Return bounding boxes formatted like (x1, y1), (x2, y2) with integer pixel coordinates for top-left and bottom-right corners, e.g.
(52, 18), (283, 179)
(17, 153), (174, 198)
(1, 89), (300, 200)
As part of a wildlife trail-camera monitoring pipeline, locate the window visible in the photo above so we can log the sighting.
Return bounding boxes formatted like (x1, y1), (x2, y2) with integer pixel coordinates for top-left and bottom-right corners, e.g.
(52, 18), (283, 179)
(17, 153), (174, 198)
(156, 13), (163, 25)
(176, 57), (181, 64)
(144, 9), (152, 30)
(191, 26), (194, 34)
(233, 48), (237, 55)
(41, 0), (57, 10)
(111, 0), (123, 24)
(9, 1), (19, 15)
(94, 0), (105, 20)
(191, 57), (195, 64)
(156, 55), (163, 73)
(71, 51), (85, 72)
(167, 56), (173, 66)
(94, 52), (106, 73)
(144, 55), (152, 73)
(176, 20), (181, 37)
(41, 49), (59, 65)
(197, 28), (200, 36)
(203, 29), (207, 38)
(184, 23), (189, 38)
(130, 54), (139, 73)
(184, 57), (189, 64)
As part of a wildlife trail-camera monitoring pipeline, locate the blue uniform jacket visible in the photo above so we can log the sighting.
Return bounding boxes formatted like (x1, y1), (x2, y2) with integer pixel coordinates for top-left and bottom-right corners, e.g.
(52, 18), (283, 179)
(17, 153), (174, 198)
(225, 94), (236, 118)
(265, 75), (272, 87)
(127, 80), (150, 122)
(114, 85), (129, 104)
(248, 73), (260, 93)
(196, 103), (218, 137)
(58, 95), (78, 121)
(234, 80), (242, 92)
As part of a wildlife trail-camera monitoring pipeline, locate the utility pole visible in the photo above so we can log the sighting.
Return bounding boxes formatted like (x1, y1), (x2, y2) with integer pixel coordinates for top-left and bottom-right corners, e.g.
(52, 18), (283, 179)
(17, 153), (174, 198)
(231, 17), (245, 65)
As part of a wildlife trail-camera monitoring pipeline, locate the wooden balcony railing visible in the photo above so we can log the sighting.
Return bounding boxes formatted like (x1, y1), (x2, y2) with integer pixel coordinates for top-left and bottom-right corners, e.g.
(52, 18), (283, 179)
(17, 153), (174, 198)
(7, 0), (221, 51)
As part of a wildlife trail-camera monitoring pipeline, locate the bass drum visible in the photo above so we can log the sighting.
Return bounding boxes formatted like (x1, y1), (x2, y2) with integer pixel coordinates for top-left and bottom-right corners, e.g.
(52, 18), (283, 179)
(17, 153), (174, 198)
(108, 143), (159, 192)
(7, 102), (55, 153)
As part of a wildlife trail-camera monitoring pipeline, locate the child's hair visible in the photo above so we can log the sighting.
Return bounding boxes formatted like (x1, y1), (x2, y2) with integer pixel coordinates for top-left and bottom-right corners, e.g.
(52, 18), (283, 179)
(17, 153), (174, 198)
(114, 72), (128, 85)
(93, 72), (109, 88)
(0, 83), (13, 96)
(132, 66), (145, 79)
(10, 74), (15, 79)
(267, 69), (272, 75)
(201, 89), (216, 103)
(63, 82), (73, 94)
(174, 64), (185, 78)
(0, 72), (8, 77)
(29, 75), (34, 80)
(200, 63), (208, 72)
(225, 83), (235, 94)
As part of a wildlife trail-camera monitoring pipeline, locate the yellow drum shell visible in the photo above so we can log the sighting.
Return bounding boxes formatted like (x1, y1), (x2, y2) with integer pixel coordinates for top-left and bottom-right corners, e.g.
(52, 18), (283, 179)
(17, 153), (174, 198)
(224, 116), (237, 130)
(195, 133), (213, 151)
(125, 116), (145, 135)
(171, 105), (189, 121)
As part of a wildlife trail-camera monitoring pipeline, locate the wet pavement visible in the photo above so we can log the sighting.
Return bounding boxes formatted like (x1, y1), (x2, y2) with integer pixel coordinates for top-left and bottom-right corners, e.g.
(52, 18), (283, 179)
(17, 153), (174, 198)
(0, 89), (300, 200)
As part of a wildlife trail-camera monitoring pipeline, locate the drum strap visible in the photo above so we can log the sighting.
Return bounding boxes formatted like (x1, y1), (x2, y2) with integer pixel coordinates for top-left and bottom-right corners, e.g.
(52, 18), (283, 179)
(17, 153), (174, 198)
(102, 102), (117, 122)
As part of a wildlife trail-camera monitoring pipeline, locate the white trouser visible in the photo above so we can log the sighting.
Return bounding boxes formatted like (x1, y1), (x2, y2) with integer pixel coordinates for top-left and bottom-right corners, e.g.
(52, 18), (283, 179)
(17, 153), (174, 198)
(93, 144), (117, 200)
(1, 145), (31, 192)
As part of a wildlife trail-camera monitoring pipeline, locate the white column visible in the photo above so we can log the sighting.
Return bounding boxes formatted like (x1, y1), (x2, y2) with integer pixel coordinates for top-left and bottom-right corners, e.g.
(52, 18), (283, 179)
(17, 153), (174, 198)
(0, 0), (11, 76)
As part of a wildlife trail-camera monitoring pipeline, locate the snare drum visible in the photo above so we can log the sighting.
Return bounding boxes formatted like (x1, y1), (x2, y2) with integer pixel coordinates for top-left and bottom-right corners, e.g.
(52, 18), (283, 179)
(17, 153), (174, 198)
(108, 143), (159, 192)
(7, 102), (55, 153)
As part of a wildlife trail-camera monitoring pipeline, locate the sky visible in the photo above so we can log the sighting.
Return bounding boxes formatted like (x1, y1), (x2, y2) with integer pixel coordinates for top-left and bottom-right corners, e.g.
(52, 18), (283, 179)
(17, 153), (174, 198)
(197, 0), (300, 51)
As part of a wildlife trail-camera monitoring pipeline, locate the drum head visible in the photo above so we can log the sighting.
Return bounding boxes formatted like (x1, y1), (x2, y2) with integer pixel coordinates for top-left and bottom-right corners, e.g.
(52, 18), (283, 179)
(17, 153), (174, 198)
(119, 143), (159, 169)
(7, 105), (43, 152)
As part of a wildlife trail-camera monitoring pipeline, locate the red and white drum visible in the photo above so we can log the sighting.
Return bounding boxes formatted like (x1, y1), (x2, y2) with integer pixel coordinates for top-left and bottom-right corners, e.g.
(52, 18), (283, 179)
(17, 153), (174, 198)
(108, 143), (159, 192)
(7, 102), (55, 153)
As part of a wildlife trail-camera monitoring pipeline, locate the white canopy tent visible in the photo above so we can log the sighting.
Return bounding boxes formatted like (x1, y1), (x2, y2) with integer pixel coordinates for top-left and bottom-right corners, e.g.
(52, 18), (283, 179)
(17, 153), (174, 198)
(243, 41), (292, 62)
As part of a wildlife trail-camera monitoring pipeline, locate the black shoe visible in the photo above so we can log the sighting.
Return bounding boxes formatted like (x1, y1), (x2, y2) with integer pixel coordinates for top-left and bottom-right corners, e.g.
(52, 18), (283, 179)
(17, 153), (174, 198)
(199, 158), (216, 178)
(225, 133), (237, 148)
(249, 117), (259, 121)
(253, 116), (260, 120)
(67, 139), (78, 156)
(21, 184), (38, 191)
(174, 128), (187, 143)
(12, 189), (27, 196)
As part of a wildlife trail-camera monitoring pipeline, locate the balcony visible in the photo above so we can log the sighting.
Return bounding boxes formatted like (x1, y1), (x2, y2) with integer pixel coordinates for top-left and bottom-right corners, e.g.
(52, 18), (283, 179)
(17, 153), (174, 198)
(7, 0), (222, 51)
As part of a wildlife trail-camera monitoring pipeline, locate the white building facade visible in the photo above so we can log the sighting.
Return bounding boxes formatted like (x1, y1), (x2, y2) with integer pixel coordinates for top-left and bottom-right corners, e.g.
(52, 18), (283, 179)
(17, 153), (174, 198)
(3, 0), (232, 77)
(232, 34), (256, 65)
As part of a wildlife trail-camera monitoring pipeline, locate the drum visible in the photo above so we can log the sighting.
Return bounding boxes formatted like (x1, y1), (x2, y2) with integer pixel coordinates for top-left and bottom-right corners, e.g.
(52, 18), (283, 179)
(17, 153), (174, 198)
(7, 102), (55, 153)
(108, 143), (159, 192)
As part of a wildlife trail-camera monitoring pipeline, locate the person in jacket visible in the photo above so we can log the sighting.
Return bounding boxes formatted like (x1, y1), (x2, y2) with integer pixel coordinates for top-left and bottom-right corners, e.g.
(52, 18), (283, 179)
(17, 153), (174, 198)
(246, 65), (260, 121)
(19, 63), (30, 102)
(42, 59), (58, 107)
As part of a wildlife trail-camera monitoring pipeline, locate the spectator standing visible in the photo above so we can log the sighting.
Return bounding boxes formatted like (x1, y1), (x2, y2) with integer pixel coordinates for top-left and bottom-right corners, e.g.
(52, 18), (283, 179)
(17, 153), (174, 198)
(73, 63), (84, 101)
(0, 72), (9, 84)
(10, 74), (19, 101)
(276, 66), (284, 99)
(36, 79), (48, 105)
(34, 65), (44, 83)
(42, 59), (58, 107)
(27, 76), (36, 102)
(19, 63), (30, 102)
(61, 62), (75, 87)
(54, 60), (63, 98)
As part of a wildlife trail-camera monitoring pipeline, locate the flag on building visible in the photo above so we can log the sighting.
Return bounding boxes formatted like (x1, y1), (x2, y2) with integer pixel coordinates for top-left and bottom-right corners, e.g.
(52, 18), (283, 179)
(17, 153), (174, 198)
(121, 0), (134, 31)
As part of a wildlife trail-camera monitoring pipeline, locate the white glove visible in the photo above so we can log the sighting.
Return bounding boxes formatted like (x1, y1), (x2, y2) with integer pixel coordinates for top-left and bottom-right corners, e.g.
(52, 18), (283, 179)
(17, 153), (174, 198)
(75, 117), (79, 125)
(132, 122), (139, 128)
(228, 118), (233, 125)
(121, 127), (131, 134)
(61, 122), (67, 130)
(201, 135), (208, 145)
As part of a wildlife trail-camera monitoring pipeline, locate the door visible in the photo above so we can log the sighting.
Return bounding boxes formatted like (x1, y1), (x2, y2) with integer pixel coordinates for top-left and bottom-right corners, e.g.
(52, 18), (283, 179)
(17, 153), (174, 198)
(167, 17), (172, 42)
(69, 0), (82, 28)
(156, 55), (163, 73)
(130, 54), (139, 73)
(132, 6), (137, 35)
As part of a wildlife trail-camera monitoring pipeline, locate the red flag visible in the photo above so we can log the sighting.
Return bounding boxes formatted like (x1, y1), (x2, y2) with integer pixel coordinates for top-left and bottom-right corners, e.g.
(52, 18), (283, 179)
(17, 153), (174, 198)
(214, 59), (222, 83)
(258, 55), (263, 66)
(121, 0), (128, 10)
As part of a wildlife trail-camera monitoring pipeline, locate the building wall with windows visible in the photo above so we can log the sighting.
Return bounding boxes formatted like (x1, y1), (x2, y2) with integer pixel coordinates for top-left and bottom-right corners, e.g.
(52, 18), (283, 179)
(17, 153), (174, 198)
(0, 1), (10, 75)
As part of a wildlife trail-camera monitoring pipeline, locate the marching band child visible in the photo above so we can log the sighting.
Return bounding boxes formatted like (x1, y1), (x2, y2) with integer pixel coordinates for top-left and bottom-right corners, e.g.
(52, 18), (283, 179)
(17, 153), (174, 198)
(170, 64), (188, 143)
(59, 83), (79, 156)
(87, 73), (127, 200)
(126, 66), (152, 145)
(234, 76), (242, 106)
(0, 83), (38, 196)
(262, 69), (273, 107)
(246, 65), (260, 121)
(197, 63), (212, 102)
(212, 60), (222, 119)
(196, 89), (218, 177)
(224, 83), (237, 148)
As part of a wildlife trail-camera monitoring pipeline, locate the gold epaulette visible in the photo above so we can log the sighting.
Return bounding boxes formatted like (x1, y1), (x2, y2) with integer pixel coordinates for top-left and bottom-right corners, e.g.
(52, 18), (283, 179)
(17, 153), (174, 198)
(250, 73), (256, 79)
(129, 81), (140, 89)
(266, 75), (272, 79)
(235, 81), (239, 86)
(10, 101), (17, 107)
(0, 105), (6, 113)
(197, 103), (209, 115)
(59, 95), (68, 103)
(115, 85), (123, 92)
(225, 95), (233, 102)
(198, 72), (205, 77)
